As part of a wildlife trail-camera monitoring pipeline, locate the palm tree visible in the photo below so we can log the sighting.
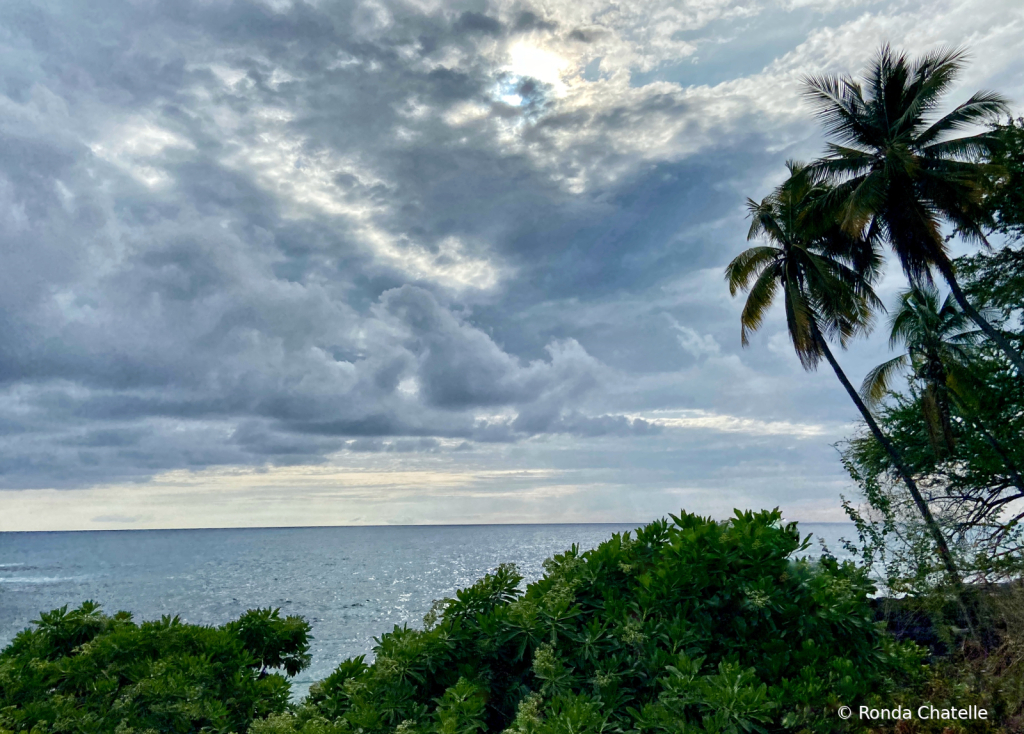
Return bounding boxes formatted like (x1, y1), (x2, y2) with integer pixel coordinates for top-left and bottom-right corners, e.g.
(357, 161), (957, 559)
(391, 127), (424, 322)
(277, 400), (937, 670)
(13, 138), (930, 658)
(802, 46), (1023, 375)
(862, 285), (1024, 490)
(861, 285), (980, 456)
(726, 163), (963, 586)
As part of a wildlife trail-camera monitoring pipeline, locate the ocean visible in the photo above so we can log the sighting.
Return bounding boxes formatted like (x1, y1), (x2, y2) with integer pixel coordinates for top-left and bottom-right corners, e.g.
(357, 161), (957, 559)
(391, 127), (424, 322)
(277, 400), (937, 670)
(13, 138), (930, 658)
(0, 522), (856, 697)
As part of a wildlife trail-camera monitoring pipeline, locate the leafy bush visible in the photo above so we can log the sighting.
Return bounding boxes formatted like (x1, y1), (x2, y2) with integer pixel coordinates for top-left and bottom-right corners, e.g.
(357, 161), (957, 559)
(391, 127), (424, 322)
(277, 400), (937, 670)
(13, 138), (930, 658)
(283, 510), (921, 734)
(0, 601), (310, 733)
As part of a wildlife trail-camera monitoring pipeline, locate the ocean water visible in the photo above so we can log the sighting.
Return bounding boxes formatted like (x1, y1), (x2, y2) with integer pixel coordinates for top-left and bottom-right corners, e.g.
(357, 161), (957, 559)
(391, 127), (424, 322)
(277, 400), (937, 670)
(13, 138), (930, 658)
(0, 522), (855, 697)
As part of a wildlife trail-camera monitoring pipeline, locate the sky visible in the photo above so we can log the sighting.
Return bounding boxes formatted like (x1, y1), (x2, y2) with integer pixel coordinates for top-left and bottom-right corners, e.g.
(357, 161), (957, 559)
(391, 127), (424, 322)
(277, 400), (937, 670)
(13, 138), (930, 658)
(0, 0), (1022, 531)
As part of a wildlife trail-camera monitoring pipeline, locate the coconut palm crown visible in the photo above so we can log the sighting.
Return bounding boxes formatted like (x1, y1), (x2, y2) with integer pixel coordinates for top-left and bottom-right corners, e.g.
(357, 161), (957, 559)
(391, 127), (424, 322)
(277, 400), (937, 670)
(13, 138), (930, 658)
(862, 284), (981, 406)
(861, 285), (982, 456)
(726, 161), (881, 369)
(801, 45), (1023, 373)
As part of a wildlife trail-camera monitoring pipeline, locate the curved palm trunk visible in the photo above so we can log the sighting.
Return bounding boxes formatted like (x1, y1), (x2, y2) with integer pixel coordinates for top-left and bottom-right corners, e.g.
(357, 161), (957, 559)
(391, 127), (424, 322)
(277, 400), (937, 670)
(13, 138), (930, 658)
(812, 326), (964, 587)
(936, 259), (1024, 376)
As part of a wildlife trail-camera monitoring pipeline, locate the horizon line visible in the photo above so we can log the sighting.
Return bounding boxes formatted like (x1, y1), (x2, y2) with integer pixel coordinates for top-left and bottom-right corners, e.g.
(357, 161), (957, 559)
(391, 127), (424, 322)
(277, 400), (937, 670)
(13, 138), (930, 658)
(0, 519), (856, 535)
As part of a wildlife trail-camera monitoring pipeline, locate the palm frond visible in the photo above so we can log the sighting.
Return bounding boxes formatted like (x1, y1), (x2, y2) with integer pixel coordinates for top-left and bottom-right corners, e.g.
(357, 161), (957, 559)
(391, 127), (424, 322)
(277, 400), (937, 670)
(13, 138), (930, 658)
(801, 74), (874, 147)
(861, 355), (909, 405)
(911, 46), (968, 99)
(916, 166), (995, 243)
(922, 133), (1002, 160)
(744, 197), (767, 239)
(782, 279), (820, 369)
(739, 265), (782, 346)
(916, 90), (1009, 146)
(875, 45), (914, 138)
(725, 246), (780, 296)
(894, 46), (969, 134)
(840, 169), (887, 234)
(888, 285), (937, 348)
(802, 148), (876, 197)
(804, 256), (877, 346)
(746, 197), (790, 245)
(879, 188), (944, 283)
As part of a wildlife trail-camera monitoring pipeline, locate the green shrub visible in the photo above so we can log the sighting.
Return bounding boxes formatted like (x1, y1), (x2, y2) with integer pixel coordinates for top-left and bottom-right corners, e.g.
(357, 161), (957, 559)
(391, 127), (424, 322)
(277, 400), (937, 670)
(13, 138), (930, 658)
(0, 601), (310, 733)
(295, 509), (922, 734)
(0, 511), (930, 733)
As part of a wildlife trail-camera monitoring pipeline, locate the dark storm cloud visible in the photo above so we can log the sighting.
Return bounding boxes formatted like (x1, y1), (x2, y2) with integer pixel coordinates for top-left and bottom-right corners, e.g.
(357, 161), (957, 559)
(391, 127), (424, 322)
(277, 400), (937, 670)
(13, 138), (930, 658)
(1, 0), (1018, 500)
(1, 0), (606, 488)
(454, 11), (504, 36)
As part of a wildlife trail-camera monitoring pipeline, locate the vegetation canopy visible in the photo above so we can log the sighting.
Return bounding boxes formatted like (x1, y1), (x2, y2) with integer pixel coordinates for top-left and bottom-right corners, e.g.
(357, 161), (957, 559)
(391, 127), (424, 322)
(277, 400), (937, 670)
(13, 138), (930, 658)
(841, 246), (1024, 590)
(255, 510), (919, 734)
(1, 511), (924, 734)
(0, 603), (311, 734)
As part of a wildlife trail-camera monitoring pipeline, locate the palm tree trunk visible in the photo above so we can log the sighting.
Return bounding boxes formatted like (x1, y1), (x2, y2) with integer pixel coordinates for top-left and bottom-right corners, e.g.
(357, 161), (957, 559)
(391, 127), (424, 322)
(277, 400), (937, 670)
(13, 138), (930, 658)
(812, 326), (964, 587)
(936, 259), (1024, 376)
(922, 385), (952, 458)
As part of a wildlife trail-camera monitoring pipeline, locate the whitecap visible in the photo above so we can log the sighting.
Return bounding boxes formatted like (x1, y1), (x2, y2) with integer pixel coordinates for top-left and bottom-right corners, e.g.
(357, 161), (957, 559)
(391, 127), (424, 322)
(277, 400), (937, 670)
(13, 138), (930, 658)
(0, 576), (82, 584)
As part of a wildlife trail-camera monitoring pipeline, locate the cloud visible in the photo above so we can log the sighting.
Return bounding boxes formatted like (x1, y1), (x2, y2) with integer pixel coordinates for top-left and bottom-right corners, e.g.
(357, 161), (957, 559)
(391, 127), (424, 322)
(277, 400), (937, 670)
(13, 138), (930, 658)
(380, 285), (602, 408)
(0, 0), (1020, 524)
(630, 409), (835, 438)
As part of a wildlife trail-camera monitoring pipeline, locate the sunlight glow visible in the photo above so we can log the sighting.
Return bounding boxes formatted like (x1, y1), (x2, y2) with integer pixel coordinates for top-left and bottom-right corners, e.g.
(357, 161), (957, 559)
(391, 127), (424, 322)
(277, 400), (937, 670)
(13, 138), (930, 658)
(507, 44), (570, 94)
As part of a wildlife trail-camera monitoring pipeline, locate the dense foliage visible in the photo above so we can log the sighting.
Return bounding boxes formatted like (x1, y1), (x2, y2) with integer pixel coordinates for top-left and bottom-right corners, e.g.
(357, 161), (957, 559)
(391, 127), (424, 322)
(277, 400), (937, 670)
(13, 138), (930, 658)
(985, 118), (1024, 240)
(840, 244), (1024, 590)
(252, 510), (919, 734)
(0, 603), (310, 734)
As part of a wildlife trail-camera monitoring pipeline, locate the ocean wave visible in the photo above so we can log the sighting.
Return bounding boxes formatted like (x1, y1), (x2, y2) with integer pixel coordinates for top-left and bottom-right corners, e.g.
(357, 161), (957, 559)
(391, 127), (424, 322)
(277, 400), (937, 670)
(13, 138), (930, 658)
(0, 576), (83, 584)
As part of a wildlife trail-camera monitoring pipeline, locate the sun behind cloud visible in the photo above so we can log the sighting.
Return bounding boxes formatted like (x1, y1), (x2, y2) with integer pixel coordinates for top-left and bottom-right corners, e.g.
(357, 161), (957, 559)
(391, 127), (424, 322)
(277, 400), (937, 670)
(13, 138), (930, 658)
(507, 43), (572, 93)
